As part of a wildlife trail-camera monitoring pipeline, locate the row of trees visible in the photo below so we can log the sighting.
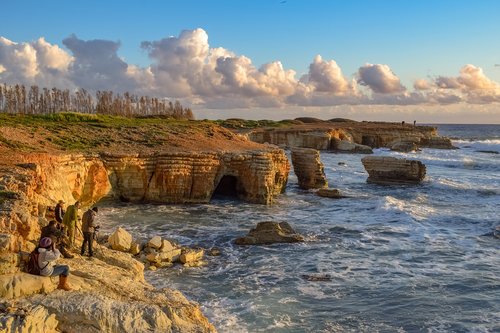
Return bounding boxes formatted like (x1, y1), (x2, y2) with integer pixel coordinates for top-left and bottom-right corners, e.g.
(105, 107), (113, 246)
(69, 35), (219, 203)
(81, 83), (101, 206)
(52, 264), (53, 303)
(0, 83), (194, 119)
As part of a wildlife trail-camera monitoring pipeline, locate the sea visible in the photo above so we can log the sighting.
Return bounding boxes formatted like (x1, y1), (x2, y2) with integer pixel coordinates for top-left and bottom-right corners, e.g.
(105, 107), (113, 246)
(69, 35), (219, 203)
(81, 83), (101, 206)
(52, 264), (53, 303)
(99, 124), (500, 333)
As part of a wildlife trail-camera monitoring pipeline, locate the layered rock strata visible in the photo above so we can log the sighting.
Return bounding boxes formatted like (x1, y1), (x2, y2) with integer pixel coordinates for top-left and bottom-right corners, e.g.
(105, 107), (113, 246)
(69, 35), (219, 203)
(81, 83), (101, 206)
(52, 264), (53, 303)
(290, 148), (327, 190)
(361, 156), (427, 184)
(247, 123), (454, 151)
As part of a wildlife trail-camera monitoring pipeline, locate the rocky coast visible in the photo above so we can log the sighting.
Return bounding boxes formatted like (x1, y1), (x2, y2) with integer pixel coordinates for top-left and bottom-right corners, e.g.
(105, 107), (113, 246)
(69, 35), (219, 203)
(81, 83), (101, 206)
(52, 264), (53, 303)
(0, 114), (454, 332)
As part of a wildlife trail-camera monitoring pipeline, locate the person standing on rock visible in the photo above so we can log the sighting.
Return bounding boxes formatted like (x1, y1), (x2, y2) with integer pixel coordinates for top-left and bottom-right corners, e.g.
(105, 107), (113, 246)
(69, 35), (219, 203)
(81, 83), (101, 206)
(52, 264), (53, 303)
(55, 200), (65, 224)
(37, 237), (72, 291)
(81, 207), (99, 257)
(63, 201), (80, 248)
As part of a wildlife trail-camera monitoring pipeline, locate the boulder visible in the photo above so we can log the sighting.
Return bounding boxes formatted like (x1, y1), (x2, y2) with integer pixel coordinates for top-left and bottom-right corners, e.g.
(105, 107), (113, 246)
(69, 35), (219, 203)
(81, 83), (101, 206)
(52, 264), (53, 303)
(208, 248), (221, 256)
(108, 227), (133, 252)
(179, 249), (204, 265)
(129, 242), (141, 255)
(147, 236), (162, 249)
(316, 188), (347, 199)
(159, 239), (175, 253)
(361, 156), (426, 184)
(291, 148), (328, 189)
(235, 221), (304, 245)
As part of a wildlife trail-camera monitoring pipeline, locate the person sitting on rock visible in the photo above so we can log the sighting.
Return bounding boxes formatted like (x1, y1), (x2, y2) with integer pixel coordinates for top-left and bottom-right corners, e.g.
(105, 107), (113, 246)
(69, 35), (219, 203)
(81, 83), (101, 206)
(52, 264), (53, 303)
(55, 200), (65, 224)
(37, 237), (72, 291)
(81, 207), (99, 257)
(40, 220), (74, 259)
(62, 201), (81, 248)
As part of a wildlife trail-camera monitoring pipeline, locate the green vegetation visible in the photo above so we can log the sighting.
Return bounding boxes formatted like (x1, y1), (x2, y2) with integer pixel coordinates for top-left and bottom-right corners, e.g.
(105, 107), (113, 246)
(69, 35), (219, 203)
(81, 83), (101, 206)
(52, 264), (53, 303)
(211, 118), (301, 129)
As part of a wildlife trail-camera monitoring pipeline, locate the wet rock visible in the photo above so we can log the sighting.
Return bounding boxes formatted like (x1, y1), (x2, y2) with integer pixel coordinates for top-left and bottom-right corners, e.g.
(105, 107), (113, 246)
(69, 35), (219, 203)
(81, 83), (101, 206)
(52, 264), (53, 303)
(316, 188), (347, 199)
(208, 248), (221, 256)
(361, 156), (426, 184)
(301, 274), (332, 282)
(235, 221), (304, 245)
(179, 248), (204, 265)
(390, 140), (418, 152)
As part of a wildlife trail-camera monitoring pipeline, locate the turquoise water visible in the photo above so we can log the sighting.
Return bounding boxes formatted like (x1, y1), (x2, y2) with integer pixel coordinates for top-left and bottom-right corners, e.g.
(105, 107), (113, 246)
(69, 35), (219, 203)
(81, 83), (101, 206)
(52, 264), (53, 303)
(100, 125), (500, 332)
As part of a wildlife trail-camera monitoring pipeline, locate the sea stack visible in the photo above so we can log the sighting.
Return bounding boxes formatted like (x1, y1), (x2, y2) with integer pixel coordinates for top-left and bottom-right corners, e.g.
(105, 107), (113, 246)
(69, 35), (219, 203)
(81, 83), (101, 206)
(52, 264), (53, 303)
(361, 156), (426, 184)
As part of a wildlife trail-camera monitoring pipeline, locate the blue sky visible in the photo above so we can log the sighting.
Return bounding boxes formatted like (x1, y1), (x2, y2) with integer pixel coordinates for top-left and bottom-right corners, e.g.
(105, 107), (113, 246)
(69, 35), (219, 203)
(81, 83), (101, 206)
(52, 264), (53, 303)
(1, 0), (500, 122)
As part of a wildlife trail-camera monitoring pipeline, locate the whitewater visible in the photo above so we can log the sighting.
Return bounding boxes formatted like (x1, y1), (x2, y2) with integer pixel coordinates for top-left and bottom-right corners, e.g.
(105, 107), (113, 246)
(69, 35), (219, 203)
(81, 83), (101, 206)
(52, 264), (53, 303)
(99, 124), (500, 333)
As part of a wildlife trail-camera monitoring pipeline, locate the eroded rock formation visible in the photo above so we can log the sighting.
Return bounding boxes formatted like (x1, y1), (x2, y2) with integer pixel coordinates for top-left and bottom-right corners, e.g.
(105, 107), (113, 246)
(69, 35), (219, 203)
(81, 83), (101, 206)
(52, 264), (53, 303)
(234, 221), (304, 245)
(290, 148), (327, 190)
(247, 122), (454, 151)
(361, 156), (427, 184)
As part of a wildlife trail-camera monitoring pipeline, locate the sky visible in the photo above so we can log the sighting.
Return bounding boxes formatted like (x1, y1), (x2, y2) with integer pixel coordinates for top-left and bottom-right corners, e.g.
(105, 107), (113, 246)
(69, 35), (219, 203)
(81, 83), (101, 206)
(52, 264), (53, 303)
(1, 0), (500, 123)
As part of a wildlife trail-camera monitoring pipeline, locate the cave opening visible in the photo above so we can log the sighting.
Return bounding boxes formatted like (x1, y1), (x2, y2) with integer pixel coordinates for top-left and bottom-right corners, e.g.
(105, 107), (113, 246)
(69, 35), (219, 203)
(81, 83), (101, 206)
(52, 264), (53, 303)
(212, 175), (240, 200)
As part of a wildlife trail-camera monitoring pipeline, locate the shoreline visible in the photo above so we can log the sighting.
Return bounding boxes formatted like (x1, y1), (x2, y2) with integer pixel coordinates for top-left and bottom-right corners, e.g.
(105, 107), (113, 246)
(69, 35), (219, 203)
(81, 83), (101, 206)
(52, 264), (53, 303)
(0, 115), (457, 332)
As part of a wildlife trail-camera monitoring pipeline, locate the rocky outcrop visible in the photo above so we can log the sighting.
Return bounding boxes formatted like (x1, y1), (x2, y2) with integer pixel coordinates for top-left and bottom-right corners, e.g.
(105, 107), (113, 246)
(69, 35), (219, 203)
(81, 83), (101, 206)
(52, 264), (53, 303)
(0, 244), (215, 333)
(290, 148), (327, 189)
(361, 156), (426, 184)
(316, 188), (347, 199)
(247, 123), (455, 151)
(234, 221), (304, 245)
(104, 150), (289, 204)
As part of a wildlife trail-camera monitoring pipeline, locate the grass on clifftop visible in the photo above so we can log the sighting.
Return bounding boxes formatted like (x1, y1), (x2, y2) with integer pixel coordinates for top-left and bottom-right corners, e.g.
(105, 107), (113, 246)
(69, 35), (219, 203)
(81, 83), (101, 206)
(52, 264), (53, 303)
(0, 113), (263, 153)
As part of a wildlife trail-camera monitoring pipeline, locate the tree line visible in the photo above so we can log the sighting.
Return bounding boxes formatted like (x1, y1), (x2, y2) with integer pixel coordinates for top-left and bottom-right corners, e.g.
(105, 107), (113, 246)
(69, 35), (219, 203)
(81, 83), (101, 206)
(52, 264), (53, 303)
(0, 83), (194, 119)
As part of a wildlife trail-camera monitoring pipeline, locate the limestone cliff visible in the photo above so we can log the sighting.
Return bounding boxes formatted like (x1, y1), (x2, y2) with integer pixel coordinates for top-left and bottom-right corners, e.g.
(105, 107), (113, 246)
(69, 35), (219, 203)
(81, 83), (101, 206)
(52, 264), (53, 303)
(246, 122), (454, 150)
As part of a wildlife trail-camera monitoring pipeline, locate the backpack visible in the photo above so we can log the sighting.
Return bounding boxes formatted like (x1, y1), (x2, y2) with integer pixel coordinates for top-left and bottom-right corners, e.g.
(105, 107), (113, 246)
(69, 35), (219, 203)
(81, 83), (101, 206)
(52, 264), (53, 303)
(25, 250), (48, 275)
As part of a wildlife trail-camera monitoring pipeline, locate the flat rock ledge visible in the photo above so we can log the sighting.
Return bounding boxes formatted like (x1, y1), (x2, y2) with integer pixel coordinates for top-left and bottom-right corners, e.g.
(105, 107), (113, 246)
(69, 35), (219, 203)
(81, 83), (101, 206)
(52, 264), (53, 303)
(235, 221), (304, 245)
(361, 156), (426, 184)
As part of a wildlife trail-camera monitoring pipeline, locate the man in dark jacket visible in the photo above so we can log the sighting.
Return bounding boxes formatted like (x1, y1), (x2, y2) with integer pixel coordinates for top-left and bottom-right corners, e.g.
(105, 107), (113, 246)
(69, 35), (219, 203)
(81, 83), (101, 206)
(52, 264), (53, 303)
(40, 220), (74, 258)
(81, 207), (99, 257)
(55, 200), (65, 224)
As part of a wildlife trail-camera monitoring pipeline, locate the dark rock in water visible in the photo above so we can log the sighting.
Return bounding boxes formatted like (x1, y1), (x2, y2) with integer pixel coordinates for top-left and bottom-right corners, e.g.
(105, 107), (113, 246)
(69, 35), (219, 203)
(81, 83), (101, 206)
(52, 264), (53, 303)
(476, 150), (499, 154)
(208, 247), (221, 256)
(316, 188), (348, 199)
(390, 141), (419, 152)
(494, 226), (500, 239)
(234, 221), (304, 245)
(301, 274), (332, 281)
(338, 162), (346, 166)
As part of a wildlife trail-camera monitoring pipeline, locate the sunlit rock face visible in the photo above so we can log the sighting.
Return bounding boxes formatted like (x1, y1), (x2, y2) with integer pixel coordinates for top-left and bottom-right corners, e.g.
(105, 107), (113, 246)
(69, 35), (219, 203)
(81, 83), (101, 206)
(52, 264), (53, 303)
(0, 149), (289, 251)
(361, 156), (427, 184)
(104, 149), (289, 204)
(290, 148), (327, 190)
